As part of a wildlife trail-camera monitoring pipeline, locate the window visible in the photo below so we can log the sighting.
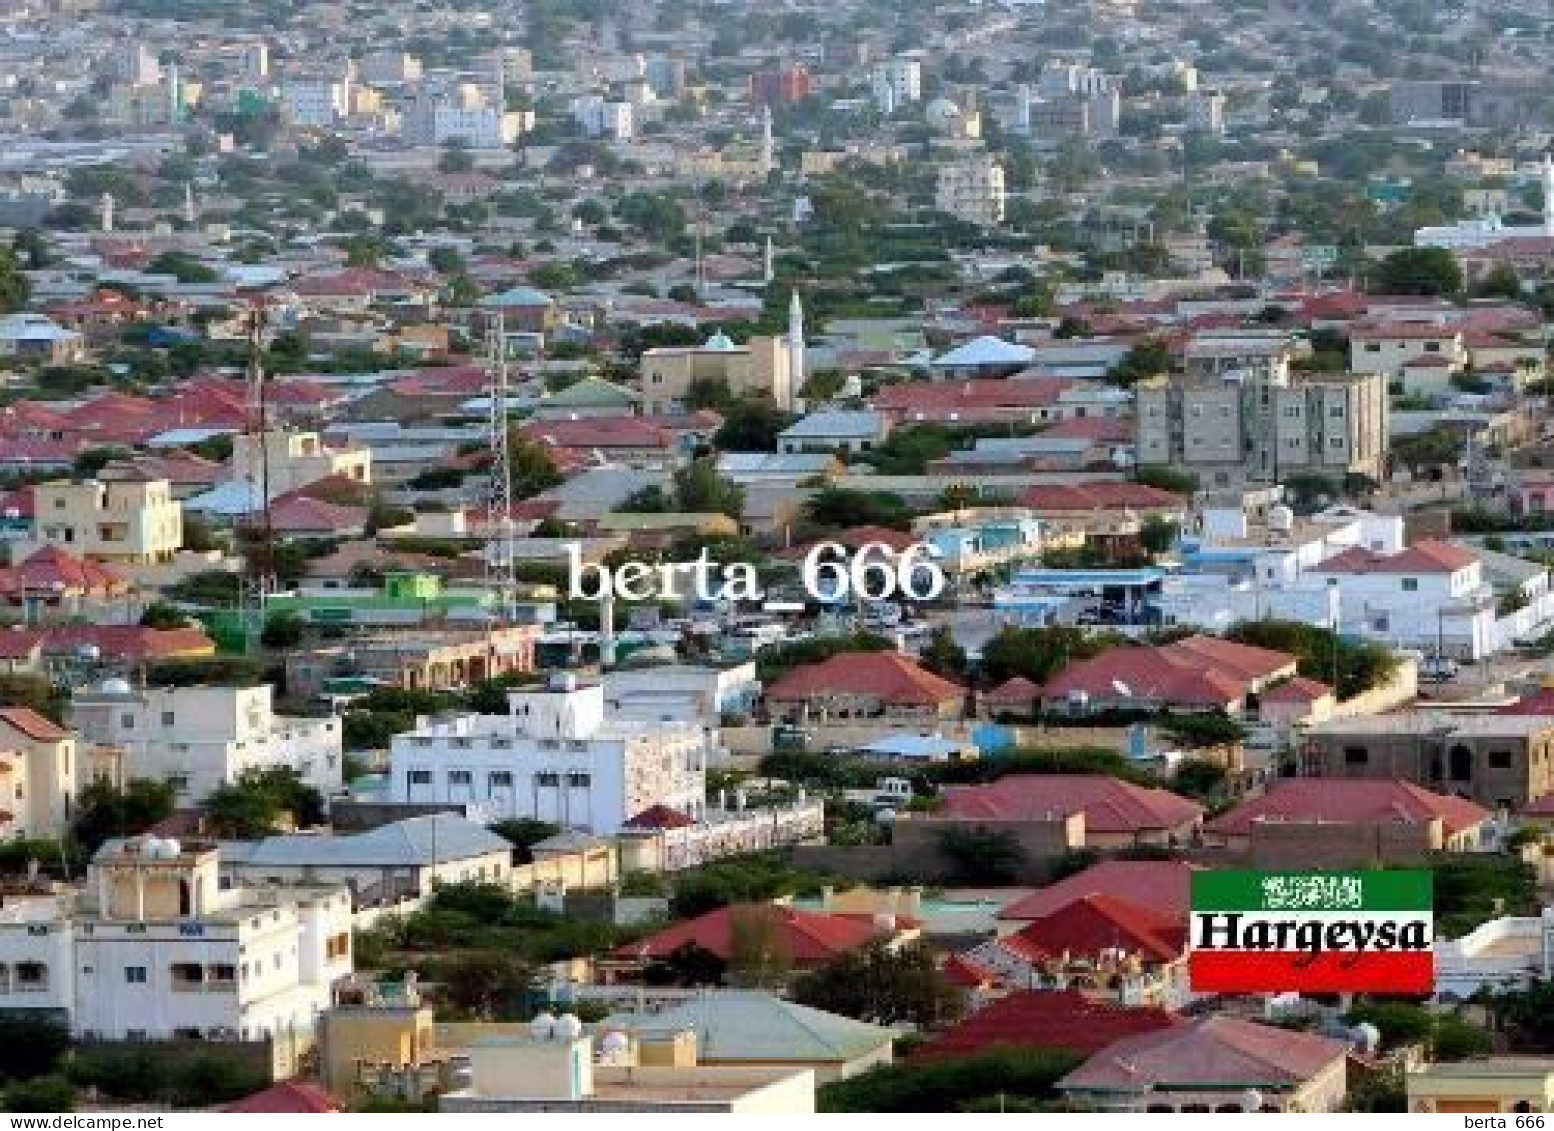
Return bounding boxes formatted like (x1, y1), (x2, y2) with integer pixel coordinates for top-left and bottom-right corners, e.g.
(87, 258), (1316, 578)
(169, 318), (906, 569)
(171, 962), (203, 987)
(447, 770), (472, 785)
(1488, 750), (1513, 770)
(536, 771), (560, 786)
(1424, 341), (1441, 352)
(1343, 746), (1368, 765)
(125, 966), (147, 984)
(1364, 342), (1380, 353)
(160, 711), (175, 726)
(1401, 578), (1418, 592)
(489, 771), (514, 788)
(567, 771), (591, 787)
(119, 714), (135, 729)
(407, 770), (433, 785)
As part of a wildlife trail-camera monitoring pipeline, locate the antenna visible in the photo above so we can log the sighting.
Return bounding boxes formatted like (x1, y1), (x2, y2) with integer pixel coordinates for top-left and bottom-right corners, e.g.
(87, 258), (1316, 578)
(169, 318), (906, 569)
(241, 306), (275, 648)
(485, 312), (517, 627)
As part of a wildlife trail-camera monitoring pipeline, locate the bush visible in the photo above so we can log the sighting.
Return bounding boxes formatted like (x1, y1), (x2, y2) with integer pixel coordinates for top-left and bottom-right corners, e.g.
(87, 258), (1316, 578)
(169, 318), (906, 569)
(819, 1047), (1085, 1112)
(0, 1015), (69, 1082)
(3, 1075), (76, 1112)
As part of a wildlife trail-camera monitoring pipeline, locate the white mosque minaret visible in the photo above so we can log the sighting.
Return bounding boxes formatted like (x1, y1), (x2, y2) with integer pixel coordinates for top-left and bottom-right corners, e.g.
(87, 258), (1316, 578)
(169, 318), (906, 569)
(1415, 152), (1554, 250)
(784, 290), (805, 412)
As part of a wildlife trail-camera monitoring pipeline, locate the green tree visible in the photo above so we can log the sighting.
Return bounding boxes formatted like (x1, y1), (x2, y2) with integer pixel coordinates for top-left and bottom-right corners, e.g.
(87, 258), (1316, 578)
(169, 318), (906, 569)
(488, 818), (561, 863)
(1226, 619), (1397, 701)
(1134, 466), (1198, 495)
(713, 400), (796, 452)
(1371, 247), (1463, 297)
(672, 458), (744, 519)
(980, 624), (1111, 686)
(204, 767), (325, 838)
(792, 940), (966, 1027)
(936, 826), (1026, 884)
(918, 624), (967, 679)
(439, 950), (536, 1019)
(0, 672), (68, 723)
(437, 143), (475, 173)
(3, 1076), (75, 1112)
(260, 610), (305, 649)
(507, 431), (564, 498)
(819, 1047), (1084, 1113)
(1490, 978), (1554, 1051)
(72, 777), (176, 854)
(644, 941), (727, 987)
(0, 245), (31, 313)
(138, 601), (190, 630)
(1108, 340), (1172, 386)
(1474, 262), (1523, 300)
(726, 905), (794, 988)
(804, 487), (914, 531)
(0, 1015), (69, 1083)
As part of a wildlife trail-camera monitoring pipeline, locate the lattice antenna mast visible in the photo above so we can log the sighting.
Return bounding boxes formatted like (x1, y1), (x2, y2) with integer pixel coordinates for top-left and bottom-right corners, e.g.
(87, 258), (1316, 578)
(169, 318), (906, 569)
(241, 305), (276, 644)
(486, 312), (516, 626)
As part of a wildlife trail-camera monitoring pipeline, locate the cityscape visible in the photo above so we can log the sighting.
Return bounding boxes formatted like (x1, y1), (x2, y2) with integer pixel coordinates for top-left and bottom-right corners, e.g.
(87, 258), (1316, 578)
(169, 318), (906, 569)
(0, 0), (1549, 1115)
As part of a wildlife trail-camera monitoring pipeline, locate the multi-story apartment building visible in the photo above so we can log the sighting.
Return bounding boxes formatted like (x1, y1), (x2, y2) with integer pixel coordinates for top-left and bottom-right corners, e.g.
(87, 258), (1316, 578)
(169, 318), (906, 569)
(571, 96), (633, 141)
(1188, 89), (1227, 134)
(870, 58), (922, 114)
(388, 675), (709, 833)
(401, 88), (520, 147)
(280, 79), (350, 127)
(358, 50), (422, 85)
(0, 836), (352, 1072)
(21, 474), (182, 565)
(935, 156), (1005, 227)
(749, 66), (811, 105)
(1135, 370), (1389, 489)
(69, 683), (344, 804)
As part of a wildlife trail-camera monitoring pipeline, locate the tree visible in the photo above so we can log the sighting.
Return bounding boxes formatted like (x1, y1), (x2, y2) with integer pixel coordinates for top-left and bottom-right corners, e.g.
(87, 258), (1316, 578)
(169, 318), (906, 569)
(819, 1047), (1084, 1113)
(793, 940), (966, 1027)
(3, 1076), (75, 1113)
(0, 673), (67, 723)
(488, 818), (561, 863)
(0, 1014), (69, 1084)
(260, 610), (305, 649)
(437, 950), (537, 1019)
(1371, 247), (1462, 297)
(804, 487), (914, 531)
(72, 777), (176, 854)
(979, 624), (1111, 687)
(138, 601), (190, 630)
(1134, 466), (1198, 495)
(644, 941), (728, 987)
(1108, 340), (1172, 386)
(507, 431), (564, 498)
(1226, 619), (1397, 701)
(437, 143), (475, 173)
(204, 767), (325, 838)
(726, 905), (794, 988)
(713, 400), (796, 452)
(918, 624), (966, 680)
(936, 826), (1026, 884)
(672, 459), (744, 519)
(1139, 515), (1179, 555)
(0, 245), (31, 314)
(1474, 262), (1523, 300)
(1490, 978), (1554, 1051)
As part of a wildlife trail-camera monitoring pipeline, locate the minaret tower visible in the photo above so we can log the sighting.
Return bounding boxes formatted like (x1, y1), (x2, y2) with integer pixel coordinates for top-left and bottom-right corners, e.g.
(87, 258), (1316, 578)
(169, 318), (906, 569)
(763, 234), (774, 284)
(785, 290), (805, 411)
(760, 105), (775, 177)
(1543, 152), (1553, 237)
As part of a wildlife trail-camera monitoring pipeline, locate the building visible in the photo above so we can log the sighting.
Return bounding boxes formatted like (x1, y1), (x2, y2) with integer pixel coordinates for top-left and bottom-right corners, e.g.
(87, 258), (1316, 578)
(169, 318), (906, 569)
(1202, 779), (1494, 865)
(401, 88), (520, 148)
(996, 859), (1197, 924)
(749, 66), (811, 105)
(1298, 713), (1554, 811)
(388, 675), (709, 833)
(1390, 79), (1477, 124)
(600, 991), (895, 1083)
(763, 651), (964, 724)
(1037, 635), (1299, 717)
(1434, 910), (1554, 1000)
(69, 682), (344, 805)
(964, 894), (1189, 1007)
(1188, 89), (1227, 134)
(1135, 369), (1389, 489)
(358, 50), (422, 84)
(0, 836), (352, 1073)
(228, 429), (371, 503)
(0, 314), (85, 364)
(939, 774), (1203, 847)
(1408, 1060), (1554, 1113)
(776, 410), (889, 455)
(571, 97), (633, 141)
(281, 79), (350, 127)
(0, 707), (78, 840)
(20, 475), (182, 565)
(639, 333), (793, 415)
(1348, 323), (1468, 376)
(870, 58), (922, 114)
(935, 156), (1005, 227)
(1057, 1016), (1350, 1112)
(442, 1025), (815, 1113)
(284, 627), (539, 699)
(219, 815), (514, 924)
(616, 903), (910, 972)
(915, 990), (1179, 1061)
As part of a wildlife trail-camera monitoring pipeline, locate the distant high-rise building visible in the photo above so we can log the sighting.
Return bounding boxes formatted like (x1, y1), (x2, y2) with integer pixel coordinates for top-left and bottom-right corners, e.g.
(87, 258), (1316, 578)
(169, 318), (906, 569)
(239, 42), (269, 83)
(570, 95), (633, 141)
(1188, 89), (1227, 135)
(402, 86), (520, 147)
(114, 42), (160, 86)
(870, 57), (922, 114)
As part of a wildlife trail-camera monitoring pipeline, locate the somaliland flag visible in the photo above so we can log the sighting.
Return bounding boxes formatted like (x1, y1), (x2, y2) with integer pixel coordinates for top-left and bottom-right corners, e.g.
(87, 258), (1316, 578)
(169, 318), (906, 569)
(1189, 870), (1434, 994)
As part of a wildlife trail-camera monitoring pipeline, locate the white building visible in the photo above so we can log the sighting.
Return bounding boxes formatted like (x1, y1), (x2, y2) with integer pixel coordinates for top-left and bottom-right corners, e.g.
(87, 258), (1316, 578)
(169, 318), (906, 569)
(1188, 89), (1227, 135)
(936, 156), (1005, 227)
(870, 58), (922, 114)
(602, 662), (761, 723)
(1416, 154), (1554, 250)
(69, 682), (344, 804)
(388, 675), (708, 833)
(401, 89), (520, 147)
(281, 79), (350, 127)
(1434, 908), (1554, 1000)
(0, 836), (352, 1072)
(571, 96), (634, 141)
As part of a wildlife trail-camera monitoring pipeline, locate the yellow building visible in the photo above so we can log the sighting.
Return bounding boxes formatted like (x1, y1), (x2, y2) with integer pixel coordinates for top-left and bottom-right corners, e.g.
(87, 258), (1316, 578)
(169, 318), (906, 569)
(232, 428), (371, 500)
(24, 474), (182, 564)
(1408, 1060), (1554, 1113)
(640, 332), (791, 414)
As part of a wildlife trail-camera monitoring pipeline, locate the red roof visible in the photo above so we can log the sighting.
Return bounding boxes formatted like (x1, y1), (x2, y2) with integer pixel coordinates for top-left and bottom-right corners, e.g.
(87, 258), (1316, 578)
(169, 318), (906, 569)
(1042, 416), (1134, 442)
(940, 952), (998, 988)
(781, 525), (920, 560)
(1260, 676), (1332, 704)
(1019, 483), (1186, 512)
(997, 860), (1198, 922)
(624, 803), (696, 830)
(0, 707), (68, 742)
(267, 495), (368, 534)
(985, 675), (1041, 708)
(1038, 636), (1295, 709)
(0, 546), (128, 597)
(1206, 778), (1490, 838)
(1499, 688), (1554, 716)
(221, 1081), (341, 1113)
(764, 651), (964, 706)
(618, 903), (887, 965)
(292, 267), (418, 298)
(1321, 539), (1478, 576)
(1003, 892), (1186, 964)
(1058, 1015), (1350, 1092)
(390, 364), (491, 397)
(915, 989), (1180, 1060)
(0, 623), (215, 662)
(872, 378), (1073, 421)
(941, 774), (1203, 833)
(521, 417), (673, 451)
